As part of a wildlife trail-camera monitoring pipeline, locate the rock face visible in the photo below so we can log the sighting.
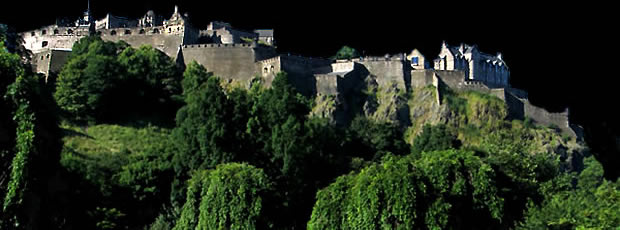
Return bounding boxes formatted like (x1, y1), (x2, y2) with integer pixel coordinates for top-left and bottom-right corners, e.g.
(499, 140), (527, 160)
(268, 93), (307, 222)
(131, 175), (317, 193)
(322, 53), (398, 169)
(311, 79), (587, 172)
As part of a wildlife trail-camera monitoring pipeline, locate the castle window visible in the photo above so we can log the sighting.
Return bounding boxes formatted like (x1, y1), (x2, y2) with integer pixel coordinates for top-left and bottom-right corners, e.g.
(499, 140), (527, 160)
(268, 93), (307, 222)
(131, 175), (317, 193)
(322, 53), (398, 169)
(41, 30), (47, 35)
(153, 28), (159, 34)
(41, 41), (48, 48)
(110, 30), (117, 36)
(31, 31), (35, 36)
(168, 28), (172, 33)
(67, 29), (73, 35)
(263, 67), (268, 74)
(270, 66), (275, 72)
(139, 29), (145, 34)
(54, 29), (59, 35)
(412, 57), (419, 65)
(124, 30), (131, 35)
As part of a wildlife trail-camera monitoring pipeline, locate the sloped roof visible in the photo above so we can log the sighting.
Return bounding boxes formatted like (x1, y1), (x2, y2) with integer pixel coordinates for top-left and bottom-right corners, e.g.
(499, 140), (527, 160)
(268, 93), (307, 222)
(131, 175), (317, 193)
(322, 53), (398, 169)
(254, 29), (274, 37)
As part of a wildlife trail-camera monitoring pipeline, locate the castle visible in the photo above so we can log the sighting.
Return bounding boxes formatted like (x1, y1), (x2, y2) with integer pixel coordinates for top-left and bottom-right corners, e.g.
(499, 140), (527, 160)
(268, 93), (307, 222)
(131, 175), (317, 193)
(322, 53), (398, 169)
(20, 5), (581, 138)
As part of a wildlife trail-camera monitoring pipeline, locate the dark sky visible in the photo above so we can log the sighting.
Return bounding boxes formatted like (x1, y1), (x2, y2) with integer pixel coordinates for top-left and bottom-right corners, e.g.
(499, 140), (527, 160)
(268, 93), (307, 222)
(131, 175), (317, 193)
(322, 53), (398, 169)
(0, 1), (614, 127)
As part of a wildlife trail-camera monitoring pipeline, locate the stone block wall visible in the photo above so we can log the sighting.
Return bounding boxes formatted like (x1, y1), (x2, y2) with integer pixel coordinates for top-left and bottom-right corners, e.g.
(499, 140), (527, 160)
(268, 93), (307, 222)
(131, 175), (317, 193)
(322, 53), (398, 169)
(355, 59), (406, 90)
(181, 44), (259, 82)
(100, 29), (184, 58)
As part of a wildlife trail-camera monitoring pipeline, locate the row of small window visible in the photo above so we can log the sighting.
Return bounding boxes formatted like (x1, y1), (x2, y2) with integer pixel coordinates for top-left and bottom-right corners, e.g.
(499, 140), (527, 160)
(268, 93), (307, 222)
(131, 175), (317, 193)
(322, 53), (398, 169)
(33, 29), (74, 36)
(33, 27), (181, 37)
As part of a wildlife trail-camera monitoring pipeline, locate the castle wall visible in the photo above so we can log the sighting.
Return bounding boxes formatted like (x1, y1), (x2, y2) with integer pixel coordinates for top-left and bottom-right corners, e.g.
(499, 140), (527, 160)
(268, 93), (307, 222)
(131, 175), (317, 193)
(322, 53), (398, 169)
(31, 49), (71, 82)
(314, 73), (339, 95)
(524, 101), (574, 135)
(355, 58), (406, 90)
(22, 31), (85, 53)
(411, 69), (468, 90)
(100, 30), (184, 58)
(181, 44), (259, 83)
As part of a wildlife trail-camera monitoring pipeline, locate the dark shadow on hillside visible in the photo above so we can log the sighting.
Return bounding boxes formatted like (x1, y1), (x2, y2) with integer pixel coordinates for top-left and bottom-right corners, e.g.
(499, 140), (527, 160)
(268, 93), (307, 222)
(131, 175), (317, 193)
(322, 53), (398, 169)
(333, 63), (371, 127)
(61, 128), (93, 139)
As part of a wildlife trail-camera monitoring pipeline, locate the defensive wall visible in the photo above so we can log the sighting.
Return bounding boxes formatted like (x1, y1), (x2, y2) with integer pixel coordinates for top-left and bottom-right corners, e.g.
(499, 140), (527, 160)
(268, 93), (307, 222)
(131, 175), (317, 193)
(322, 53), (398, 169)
(31, 49), (71, 82)
(411, 69), (576, 137)
(22, 31), (84, 54)
(98, 27), (186, 58)
(313, 62), (355, 95)
(351, 57), (408, 91)
(181, 44), (278, 83)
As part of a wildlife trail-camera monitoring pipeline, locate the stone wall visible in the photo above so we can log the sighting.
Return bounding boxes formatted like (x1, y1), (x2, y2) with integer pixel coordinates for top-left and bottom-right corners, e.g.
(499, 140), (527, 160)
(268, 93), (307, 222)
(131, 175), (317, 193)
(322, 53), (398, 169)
(31, 49), (71, 82)
(99, 29), (184, 58)
(411, 69), (467, 89)
(355, 59), (406, 90)
(181, 44), (265, 83)
(22, 31), (85, 53)
(314, 73), (339, 95)
(524, 101), (574, 135)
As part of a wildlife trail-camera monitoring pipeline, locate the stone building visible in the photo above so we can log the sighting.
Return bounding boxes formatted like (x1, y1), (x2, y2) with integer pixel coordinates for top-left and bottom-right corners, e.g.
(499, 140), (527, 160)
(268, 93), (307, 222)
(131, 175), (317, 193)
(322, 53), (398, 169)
(406, 48), (428, 70)
(254, 29), (275, 46)
(433, 41), (509, 87)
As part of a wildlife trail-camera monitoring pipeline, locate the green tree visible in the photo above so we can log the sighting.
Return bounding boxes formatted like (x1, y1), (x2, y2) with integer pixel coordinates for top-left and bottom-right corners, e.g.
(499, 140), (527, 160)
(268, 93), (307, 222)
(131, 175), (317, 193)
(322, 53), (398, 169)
(172, 62), (235, 178)
(54, 37), (122, 123)
(332, 46), (360, 60)
(411, 124), (460, 155)
(519, 157), (620, 229)
(308, 150), (504, 230)
(1, 42), (63, 229)
(174, 163), (273, 230)
(344, 117), (409, 161)
(116, 45), (181, 119)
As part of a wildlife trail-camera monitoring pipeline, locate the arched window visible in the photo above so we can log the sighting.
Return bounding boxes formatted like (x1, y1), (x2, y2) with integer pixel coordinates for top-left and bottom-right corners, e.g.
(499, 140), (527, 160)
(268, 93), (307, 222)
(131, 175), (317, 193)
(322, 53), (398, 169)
(124, 30), (131, 35)
(67, 29), (73, 35)
(139, 29), (145, 34)
(168, 28), (172, 33)
(54, 29), (59, 35)
(153, 28), (159, 34)
(110, 30), (117, 36)
(41, 30), (47, 35)
(270, 66), (275, 72)
(31, 31), (35, 36)
(263, 67), (268, 74)
(41, 41), (48, 48)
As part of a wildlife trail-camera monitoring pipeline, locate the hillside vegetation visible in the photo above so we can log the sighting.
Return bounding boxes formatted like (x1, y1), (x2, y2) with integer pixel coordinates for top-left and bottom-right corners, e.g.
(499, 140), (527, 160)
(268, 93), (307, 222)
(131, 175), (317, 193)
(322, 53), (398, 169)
(1, 36), (618, 229)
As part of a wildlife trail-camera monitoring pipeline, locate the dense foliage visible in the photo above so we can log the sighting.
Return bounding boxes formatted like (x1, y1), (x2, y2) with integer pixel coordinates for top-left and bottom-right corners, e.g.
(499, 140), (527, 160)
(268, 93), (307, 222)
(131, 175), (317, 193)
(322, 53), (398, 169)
(54, 36), (181, 124)
(1, 38), (63, 229)
(308, 150), (503, 229)
(332, 45), (360, 60)
(519, 157), (620, 229)
(2, 34), (618, 229)
(173, 163), (273, 230)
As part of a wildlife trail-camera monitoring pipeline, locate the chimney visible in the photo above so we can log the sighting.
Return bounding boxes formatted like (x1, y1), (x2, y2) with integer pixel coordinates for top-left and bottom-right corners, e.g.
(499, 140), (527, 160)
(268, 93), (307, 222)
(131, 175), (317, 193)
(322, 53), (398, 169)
(497, 52), (503, 60)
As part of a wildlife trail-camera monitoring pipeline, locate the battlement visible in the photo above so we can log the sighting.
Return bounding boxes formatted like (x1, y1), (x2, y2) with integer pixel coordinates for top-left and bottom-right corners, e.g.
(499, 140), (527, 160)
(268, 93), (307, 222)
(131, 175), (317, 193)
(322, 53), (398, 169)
(22, 26), (90, 38)
(182, 43), (255, 49)
(348, 55), (406, 62)
(97, 27), (166, 36)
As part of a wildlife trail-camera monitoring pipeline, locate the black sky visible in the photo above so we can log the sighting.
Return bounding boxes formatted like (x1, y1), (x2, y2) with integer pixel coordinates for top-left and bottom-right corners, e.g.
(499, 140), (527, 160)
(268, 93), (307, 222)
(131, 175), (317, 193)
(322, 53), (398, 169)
(0, 1), (614, 128)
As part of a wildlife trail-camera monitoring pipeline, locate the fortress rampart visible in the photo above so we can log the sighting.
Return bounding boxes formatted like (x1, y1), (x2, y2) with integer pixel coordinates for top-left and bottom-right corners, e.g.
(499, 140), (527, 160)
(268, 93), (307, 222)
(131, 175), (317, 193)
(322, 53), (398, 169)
(181, 44), (267, 83)
(18, 5), (579, 137)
